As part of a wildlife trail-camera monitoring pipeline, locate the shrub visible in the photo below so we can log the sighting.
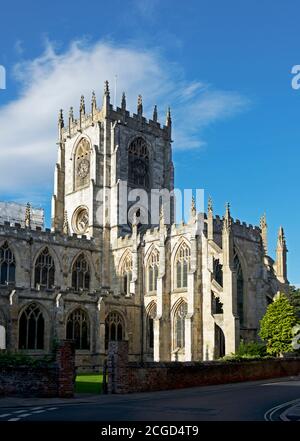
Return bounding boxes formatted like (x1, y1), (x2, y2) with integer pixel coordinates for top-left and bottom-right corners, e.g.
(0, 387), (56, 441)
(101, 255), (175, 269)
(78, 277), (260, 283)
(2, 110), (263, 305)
(0, 351), (53, 368)
(236, 340), (267, 357)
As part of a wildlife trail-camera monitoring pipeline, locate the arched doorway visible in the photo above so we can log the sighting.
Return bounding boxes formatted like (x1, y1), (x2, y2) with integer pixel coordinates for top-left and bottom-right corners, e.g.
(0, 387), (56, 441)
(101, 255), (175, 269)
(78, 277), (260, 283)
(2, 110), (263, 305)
(215, 324), (225, 359)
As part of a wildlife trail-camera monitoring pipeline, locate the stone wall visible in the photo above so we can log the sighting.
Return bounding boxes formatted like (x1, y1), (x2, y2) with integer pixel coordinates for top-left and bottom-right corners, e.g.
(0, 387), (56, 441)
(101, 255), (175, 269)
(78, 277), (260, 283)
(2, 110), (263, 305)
(0, 340), (75, 398)
(107, 341), (300, 394)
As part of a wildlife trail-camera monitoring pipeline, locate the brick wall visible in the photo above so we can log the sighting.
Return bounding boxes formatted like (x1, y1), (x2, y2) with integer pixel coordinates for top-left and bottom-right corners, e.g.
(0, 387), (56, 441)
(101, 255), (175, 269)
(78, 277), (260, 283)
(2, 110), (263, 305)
(0, 340), (76, 398)
(107, 341), (300, 394)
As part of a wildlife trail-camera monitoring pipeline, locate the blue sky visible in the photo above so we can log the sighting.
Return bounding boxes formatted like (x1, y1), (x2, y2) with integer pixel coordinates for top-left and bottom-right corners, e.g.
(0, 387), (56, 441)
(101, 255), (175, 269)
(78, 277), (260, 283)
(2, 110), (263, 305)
(0, 0), (299, 284)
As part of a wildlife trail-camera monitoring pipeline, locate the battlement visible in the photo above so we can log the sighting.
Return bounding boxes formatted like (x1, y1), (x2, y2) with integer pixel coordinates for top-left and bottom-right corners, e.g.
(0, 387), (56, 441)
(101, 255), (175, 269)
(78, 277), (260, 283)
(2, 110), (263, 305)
(0, 221), (95, 249)
(60, 85), (171, 142)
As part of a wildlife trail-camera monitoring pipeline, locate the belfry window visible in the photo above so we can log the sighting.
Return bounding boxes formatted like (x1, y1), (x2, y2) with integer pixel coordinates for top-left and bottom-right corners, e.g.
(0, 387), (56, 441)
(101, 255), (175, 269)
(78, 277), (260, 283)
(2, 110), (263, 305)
(105, 312), (124, 349)
(128, 137), (150, 188)
(19, 303), (45, 350)
(175, 242), (190, 289)
(0, 242), (15, 285)
(66, 308), (90, 350)
(72, 254), (90, 291)
(148, 249), (159, 292)
(34, 248), (55, 289)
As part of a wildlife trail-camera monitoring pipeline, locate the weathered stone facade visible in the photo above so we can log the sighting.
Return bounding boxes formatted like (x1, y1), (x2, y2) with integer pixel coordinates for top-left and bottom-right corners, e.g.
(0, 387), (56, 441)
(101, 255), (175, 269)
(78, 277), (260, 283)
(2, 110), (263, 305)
(0, 82), (288, 370)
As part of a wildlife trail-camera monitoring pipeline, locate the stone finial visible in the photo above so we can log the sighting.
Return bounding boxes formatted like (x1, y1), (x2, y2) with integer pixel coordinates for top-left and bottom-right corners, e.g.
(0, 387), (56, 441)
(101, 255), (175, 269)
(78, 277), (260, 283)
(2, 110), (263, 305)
(91, 91), (97, 111)
(25, 202), (31, 229)
(223, 202), (232, 231)
(166, 106), (172, 127)
(58, 109), (64, 140)
(69, 106), (74, 122)
(260, 212), (268, 255)
(58, 109), (64, 129)
(260, 212), (267, 229)
(137, 94), (143, 116)
(277, 226), (287, 249)
(190, 196), (196, 219)
(153, 105), (158, 122)
(80, 95), (85, 115)
(121, 92), (126, 111)
(63, 211), (69, 235)
(208, 196), (213, 213)
(104, 80), (110, 97)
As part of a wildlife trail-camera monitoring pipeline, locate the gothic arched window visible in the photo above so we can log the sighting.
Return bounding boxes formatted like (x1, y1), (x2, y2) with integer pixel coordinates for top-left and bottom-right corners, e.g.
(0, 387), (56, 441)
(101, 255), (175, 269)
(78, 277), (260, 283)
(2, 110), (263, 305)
(128, 137), (150, 188)
(175, 242), (190, 289)
(19, 303), (45, 350)
(34, 248), (55, 289)
(66, 308), (90, 350)
(174, 301), (188, 350)
(234, 250), (244, 325)
(120, 252), (132, 296)
(147, 303), (157, 350)
(0, 242), (16, 285)
(148, 249), (159, 292)
(72, 254), (90, 291)
(105, 312), (124, 349)
(74, 138), (91, 190)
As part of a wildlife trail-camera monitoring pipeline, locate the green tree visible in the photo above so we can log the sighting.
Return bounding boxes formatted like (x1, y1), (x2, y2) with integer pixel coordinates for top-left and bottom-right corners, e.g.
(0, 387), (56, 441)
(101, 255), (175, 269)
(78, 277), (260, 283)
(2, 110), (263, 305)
(288, 286), (300, 317)
(259, 293), (299, 356)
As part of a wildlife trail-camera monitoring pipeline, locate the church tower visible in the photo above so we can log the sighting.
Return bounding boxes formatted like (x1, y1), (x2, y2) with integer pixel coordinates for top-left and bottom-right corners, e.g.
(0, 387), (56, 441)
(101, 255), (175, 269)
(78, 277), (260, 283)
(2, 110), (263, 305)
(51, 82), (174, 241)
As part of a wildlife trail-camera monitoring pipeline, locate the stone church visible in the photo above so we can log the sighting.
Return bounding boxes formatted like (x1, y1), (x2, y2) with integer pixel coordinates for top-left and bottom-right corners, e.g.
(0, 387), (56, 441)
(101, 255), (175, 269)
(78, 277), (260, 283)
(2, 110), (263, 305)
(0, 82), (289, 370)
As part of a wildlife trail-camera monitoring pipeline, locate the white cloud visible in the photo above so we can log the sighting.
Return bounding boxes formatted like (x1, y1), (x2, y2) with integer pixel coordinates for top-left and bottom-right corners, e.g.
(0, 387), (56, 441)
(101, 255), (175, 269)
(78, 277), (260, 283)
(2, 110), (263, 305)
(0, 39), (249, 199)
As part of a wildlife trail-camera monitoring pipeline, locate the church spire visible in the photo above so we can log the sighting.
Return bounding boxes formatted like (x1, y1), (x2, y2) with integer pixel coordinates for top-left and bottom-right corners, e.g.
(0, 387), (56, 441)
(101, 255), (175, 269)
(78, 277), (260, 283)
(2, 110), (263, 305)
(137, 94), (143, 116)
(153, 105), (158, 122)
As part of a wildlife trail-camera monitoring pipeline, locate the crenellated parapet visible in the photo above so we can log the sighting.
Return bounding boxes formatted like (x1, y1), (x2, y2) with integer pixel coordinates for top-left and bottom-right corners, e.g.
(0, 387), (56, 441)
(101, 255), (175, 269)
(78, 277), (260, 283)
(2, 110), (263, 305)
(59, 81), (172, 143)
(0, 220), (96, 251)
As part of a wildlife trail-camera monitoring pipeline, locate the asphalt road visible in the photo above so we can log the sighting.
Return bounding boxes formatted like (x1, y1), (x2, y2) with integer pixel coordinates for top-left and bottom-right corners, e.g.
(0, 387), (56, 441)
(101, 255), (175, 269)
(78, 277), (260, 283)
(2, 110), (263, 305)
(1, 377), (300, 421)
